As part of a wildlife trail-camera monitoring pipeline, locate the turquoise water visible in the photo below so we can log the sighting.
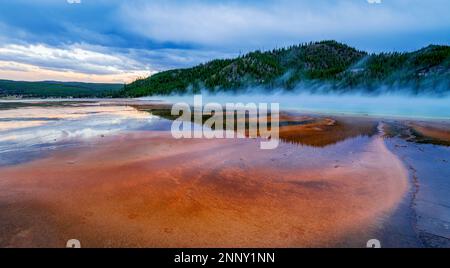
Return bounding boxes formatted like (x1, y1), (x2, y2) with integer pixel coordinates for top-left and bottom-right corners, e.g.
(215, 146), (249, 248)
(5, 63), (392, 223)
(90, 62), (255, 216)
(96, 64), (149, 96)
(141, 94), (450, 120)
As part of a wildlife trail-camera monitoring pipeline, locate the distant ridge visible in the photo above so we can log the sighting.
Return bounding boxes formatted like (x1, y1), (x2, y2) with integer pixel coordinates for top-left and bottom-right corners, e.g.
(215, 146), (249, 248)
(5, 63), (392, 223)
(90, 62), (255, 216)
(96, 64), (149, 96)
(118, 40), (450, 97)
(0, 80), (123, 98)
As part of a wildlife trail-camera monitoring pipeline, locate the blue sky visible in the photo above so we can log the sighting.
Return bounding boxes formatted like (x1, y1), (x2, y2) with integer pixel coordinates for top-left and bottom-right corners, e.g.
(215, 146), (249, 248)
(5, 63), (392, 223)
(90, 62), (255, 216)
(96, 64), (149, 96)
(0, 0), (449, 83)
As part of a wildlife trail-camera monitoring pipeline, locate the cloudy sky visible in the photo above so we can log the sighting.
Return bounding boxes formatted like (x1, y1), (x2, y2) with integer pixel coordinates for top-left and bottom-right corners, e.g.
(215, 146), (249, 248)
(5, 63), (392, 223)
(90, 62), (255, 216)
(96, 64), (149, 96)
(0, 0), (449, 83)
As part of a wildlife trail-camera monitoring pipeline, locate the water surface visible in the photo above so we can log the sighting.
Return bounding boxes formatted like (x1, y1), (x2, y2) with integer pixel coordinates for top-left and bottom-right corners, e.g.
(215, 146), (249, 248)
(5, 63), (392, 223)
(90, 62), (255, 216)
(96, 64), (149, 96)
(140, 94), (450, 120)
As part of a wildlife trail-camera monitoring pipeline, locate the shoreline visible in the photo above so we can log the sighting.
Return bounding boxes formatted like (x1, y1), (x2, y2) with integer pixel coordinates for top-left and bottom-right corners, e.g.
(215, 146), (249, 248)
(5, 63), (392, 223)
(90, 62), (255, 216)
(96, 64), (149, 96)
(385, 138), (450, 247)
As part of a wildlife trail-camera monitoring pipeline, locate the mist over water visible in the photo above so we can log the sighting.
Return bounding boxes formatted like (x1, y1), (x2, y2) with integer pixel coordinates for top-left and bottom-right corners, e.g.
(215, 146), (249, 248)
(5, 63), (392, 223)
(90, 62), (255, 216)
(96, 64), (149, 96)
(141, 93), (450, 120)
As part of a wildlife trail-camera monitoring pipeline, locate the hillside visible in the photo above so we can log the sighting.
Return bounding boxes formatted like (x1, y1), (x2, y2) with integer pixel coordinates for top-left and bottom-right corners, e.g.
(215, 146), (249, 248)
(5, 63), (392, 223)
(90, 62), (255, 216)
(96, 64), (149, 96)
(0, 80), (123, 98)
(118, 41), (450, 97)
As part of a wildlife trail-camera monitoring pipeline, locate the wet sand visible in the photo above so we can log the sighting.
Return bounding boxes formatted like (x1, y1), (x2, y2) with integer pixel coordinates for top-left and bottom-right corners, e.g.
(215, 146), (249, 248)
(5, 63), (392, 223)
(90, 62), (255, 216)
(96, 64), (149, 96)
(385, 138), (450, 247)
(0, 129), (408, 247)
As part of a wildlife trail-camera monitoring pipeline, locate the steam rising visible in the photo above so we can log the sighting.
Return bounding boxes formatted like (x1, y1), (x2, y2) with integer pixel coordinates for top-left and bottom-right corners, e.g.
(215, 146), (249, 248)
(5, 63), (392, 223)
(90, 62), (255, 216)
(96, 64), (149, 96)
(141, 90), (450, 120)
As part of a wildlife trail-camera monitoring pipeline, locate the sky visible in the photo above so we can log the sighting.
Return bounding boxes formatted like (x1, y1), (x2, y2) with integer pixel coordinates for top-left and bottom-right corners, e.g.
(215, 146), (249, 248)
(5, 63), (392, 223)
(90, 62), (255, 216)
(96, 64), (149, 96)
(0, 0), (449, 83)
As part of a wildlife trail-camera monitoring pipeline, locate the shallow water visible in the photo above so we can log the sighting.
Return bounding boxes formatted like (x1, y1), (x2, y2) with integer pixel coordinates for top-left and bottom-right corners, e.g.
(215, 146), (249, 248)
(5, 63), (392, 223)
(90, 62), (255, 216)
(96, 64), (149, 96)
(0, 100), (448, 247)
(0, 102), (172, 166)
(0, 127), (407, 247)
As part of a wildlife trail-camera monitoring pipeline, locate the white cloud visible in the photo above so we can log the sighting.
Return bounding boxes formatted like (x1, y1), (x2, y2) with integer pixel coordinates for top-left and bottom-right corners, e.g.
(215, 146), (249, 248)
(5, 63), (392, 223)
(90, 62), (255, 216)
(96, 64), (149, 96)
(0, 41), (238, 83)
(0, 43), (154, 83)
(67, 0), (82, 4)
(367, 0), (382, 4)
(0, 43), (148, 74)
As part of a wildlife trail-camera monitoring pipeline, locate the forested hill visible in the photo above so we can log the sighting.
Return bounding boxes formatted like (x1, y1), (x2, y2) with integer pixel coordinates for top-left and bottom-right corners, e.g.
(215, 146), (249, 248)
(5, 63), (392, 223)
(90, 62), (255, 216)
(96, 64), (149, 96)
(117, 40), (450, 97)
(0, 80), (123, 98)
